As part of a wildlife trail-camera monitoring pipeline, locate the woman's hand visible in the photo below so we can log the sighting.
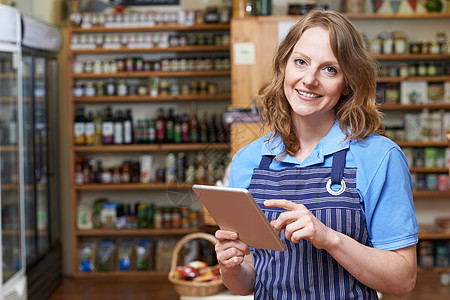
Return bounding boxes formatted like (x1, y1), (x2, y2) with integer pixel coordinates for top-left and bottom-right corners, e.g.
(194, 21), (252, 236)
(215, 229), (251, 275)
(265, 199), (337, 250)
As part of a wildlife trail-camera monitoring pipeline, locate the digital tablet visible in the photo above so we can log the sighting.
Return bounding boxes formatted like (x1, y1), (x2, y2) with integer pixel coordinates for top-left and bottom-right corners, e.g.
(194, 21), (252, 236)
(192, 184), (286, 251)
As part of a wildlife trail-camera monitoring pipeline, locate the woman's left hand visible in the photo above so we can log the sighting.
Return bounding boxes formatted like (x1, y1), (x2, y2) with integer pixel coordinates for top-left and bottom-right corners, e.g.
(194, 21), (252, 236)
(264, 199), (335, 250)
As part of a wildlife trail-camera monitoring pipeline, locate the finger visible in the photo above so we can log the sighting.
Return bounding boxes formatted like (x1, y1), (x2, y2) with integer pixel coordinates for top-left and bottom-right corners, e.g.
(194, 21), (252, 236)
(284, 220), (305, 243)
(271, 210), (305, 233)
(215, 239), (250, 256)
(264, 199), (303, 211)
(215, 229), (238, 241)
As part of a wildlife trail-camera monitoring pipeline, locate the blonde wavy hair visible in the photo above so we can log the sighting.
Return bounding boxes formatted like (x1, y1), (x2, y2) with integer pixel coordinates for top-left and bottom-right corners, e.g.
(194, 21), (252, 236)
(257, 9), (385, 158)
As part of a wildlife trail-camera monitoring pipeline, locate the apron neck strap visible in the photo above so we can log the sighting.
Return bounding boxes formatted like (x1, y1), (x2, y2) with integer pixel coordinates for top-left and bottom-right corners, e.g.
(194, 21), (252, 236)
(330, 149), (347, 185)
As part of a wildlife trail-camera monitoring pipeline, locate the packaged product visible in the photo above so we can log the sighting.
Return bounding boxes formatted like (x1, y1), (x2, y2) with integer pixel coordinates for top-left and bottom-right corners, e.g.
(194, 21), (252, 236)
(79, 243), (96, 272)
(97, 241), (116, 272)
(155, 239), (177, 271)
(135, 240), (154, 271)
(117, 241), (134, 271)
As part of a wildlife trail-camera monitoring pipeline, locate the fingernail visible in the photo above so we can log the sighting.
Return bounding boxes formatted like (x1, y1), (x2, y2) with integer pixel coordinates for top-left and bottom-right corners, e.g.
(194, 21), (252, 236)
(231, 233), (237, 239)
(233, 257), (240, 263)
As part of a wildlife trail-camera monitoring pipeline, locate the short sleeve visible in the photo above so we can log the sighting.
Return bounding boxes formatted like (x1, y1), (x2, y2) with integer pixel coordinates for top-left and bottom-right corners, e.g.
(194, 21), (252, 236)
(362, 147), (418, 250)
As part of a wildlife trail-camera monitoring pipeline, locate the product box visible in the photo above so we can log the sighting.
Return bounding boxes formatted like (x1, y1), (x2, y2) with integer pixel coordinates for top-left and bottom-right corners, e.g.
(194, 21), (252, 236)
(140, 154), (153, 183)
(400, 81), (427, 104)
(445, 81), (450, 103)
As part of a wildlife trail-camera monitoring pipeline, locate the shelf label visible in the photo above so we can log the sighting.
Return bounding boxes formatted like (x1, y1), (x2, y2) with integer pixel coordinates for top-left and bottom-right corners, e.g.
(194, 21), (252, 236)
(233, 42), (255, 65)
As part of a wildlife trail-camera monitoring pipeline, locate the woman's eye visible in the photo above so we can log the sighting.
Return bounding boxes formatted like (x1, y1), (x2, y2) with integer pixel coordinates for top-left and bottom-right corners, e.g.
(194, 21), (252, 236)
(324, 66), (338, 75)
(294, 59), (306, 66)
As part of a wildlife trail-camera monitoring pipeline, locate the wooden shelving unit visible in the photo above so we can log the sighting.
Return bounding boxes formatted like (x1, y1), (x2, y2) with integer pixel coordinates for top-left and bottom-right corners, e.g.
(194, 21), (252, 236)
(68, 22), (231, 278)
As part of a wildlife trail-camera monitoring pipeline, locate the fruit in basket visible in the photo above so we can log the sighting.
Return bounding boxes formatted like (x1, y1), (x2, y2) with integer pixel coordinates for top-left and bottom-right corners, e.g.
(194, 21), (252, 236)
(173, 261), (221, 282)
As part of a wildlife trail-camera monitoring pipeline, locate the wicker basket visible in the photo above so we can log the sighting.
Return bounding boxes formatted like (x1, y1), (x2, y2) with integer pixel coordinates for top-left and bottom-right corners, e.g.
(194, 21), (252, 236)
(168, 232), (225, 297)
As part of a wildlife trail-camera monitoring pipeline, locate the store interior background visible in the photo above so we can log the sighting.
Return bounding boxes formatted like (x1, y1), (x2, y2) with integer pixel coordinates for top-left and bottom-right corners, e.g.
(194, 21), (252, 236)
(7, 0), (450, 282)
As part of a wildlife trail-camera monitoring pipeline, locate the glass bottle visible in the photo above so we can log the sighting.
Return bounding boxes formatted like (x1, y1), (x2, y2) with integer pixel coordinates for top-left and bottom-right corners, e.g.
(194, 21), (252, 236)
(174, 114), (182, 143)
(123, 108), (134, 144)
(156, 108), (166, 143)
(209, 112), (218, 143)
(166, 108), (175, 143)
(84, 111), (95, 146)
(147, 119), (156, 144)
(93, 111), (103, 146)
(181, 113), (190, 143)
(102, 106), (114, 145)
(189, 102), (199, 143)
(74, 107), (86, 145)
(113, 110), (124, 145)
(199, 111), (209, 143)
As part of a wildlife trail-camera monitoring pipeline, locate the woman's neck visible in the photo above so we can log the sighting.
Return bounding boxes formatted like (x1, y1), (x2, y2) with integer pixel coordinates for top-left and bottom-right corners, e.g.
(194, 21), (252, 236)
(292, 114), (336, 163)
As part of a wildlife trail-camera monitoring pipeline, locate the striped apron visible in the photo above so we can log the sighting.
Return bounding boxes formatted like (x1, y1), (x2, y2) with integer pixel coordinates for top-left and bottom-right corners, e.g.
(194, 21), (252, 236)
(248, 149), (378, 299)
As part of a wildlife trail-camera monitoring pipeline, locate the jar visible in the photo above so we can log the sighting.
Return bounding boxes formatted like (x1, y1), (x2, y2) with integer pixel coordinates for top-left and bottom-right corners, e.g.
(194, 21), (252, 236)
(417, 61), (427, 76)
(410, 42), (421, 54)
(109, 60), (118, 73)
(106, 79), (116, 96)
(399, 63), (408, 77)
(102, 60), (111, 73)
(85, 82), (96, 97)
(427, 62), (437, 76)
(393, 31), (407, 54)
(116, 59), (125, 72)
(421, 41), (430, 55)
(370, 38), (382, 54)
(408, 64), (417, 77)
(84, 61), (93, 73)
(138, 85), (148, 95)
(93, 60), (102, 74)
(117, 80), (127, 96)
(73, 61), (84, 74)
(430, 41), (440, 54)
(96, 82), (105, 96)
(159, 79), (170, 95)
(382, 33), (394, 55)
(73, 82), (84, 97)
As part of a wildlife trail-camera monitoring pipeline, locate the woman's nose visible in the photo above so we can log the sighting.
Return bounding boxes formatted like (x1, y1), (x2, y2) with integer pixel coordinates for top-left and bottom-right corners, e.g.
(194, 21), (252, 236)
(302, 68), (319, 87)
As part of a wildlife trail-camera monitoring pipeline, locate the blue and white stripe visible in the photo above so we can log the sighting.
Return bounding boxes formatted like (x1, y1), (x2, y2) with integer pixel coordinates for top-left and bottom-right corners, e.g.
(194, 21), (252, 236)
(248, 153), (378, 299)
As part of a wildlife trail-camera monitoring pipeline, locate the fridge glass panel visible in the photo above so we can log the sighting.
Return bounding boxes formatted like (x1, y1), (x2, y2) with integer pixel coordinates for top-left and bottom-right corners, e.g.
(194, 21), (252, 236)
(0, 51), (22, 283)
(34, 56), (49, 256)
(22, 53), (36, 264)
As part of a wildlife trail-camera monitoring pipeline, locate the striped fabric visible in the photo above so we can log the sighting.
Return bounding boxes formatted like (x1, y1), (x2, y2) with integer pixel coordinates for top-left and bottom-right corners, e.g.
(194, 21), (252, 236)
(248, 153), (378, 300)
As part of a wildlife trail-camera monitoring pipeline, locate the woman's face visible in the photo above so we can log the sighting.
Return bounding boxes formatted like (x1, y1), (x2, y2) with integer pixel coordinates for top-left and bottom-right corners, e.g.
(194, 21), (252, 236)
(283, 26), (346, 122)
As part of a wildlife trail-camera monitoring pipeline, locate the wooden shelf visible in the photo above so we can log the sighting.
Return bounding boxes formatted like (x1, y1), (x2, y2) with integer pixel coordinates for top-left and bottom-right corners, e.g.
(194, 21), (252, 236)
(376, 76), (450, 83)
(410, 167), (449, 173)
(73, 143), (230, 152)
(379, 103), (450, 110)
(76, 228), (200, 236)
(373, 54), (450, 60)
(70, 45), (229, 54)
(73, 182), (212, 191)
(395, 141), (449, 147)
(345, 12), (450, 19)
(413, 191), (450, 198)
(418, 267), (450, 273)
(419, 232), (450, 240)
(73, 93), (231, 103)
(69, 23), (230, 33)
(73, 70), (230, 79)
(73, 270), (169, 279)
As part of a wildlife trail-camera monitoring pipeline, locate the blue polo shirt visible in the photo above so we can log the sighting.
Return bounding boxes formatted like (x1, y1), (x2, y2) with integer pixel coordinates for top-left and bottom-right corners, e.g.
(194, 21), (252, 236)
(230, 120), (418, 251)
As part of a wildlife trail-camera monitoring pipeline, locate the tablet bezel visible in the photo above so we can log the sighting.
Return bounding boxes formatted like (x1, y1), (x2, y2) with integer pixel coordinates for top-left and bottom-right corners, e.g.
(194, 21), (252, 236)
(192, 184), (286, 251)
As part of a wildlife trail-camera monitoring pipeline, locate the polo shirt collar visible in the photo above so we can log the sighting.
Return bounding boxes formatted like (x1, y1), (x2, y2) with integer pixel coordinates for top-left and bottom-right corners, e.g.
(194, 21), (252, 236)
(261, 119), (350, 166)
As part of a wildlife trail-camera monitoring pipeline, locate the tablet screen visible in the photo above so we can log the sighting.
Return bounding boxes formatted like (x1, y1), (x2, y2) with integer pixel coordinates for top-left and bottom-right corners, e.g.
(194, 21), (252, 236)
(192, 185), (286, 251)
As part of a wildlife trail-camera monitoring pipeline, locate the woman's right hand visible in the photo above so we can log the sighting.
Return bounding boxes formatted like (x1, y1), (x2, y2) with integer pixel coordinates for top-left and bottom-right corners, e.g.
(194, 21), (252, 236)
(215, 229), (251, 275)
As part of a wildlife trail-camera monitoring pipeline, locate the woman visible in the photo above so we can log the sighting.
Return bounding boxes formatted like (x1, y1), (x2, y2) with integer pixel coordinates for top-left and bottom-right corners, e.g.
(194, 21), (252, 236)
(215, 9), (418, 299)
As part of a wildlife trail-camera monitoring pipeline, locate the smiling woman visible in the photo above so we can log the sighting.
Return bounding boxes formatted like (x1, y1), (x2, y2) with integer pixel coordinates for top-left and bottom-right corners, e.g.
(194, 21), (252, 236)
(214, 9), (419, 300)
